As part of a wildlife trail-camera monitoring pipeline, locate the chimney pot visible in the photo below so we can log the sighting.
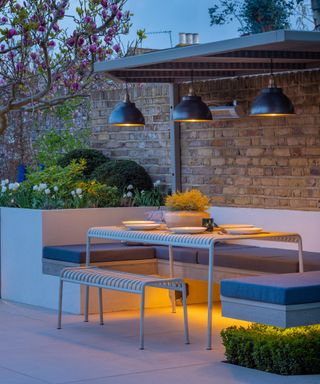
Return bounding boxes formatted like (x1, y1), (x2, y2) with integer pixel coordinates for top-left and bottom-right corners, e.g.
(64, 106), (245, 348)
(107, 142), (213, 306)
(179, 32), (186, 45)
(186, 33), (193, 45)
(193, 33), (200, 44)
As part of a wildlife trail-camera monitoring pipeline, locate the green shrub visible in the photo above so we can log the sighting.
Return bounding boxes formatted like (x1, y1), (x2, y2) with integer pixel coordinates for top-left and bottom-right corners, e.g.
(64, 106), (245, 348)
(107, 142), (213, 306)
(221, 324), (320, 375)
(57, 149), (109, 178)
(92, 159), (153, 192)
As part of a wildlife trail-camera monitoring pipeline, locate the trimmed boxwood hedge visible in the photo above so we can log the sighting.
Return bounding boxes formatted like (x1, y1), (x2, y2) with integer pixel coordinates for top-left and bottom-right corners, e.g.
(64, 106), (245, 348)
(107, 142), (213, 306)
(92, 159), (153, 192)
(221, 324), (320, 375)
(57, 149), (109, 178)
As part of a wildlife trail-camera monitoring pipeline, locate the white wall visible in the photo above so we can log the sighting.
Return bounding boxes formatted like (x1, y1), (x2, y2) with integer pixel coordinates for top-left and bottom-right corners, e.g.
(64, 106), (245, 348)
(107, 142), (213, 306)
(210, 206), (320, 252)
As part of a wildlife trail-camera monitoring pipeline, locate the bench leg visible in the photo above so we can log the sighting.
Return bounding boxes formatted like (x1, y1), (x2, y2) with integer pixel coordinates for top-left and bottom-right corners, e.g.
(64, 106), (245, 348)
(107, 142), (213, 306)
(168, 245), (176, 314)
(57, 279), (63, 329)
(98, 288), (104, 325)
(84, 286), (89, 322)
(139, 289), (145, 350)
(182, 284), (190, 345)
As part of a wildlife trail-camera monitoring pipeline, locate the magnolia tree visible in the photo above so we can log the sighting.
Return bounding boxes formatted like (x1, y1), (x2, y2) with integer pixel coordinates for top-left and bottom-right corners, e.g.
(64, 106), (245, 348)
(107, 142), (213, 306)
(0, 0), (139, 134)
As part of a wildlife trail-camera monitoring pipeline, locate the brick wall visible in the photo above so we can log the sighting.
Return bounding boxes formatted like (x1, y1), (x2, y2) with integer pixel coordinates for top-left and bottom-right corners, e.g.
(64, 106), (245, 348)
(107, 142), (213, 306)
(91, 84), (172, 187)
(92, 70), (320, 210)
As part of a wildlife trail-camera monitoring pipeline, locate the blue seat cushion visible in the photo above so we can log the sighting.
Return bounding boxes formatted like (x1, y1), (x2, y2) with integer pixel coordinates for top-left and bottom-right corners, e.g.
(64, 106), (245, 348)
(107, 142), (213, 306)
(153, 246), (197, 263)
(221, 271), (320, 305)
(43, 243), (155, 264)
(199, 245), (320, 273)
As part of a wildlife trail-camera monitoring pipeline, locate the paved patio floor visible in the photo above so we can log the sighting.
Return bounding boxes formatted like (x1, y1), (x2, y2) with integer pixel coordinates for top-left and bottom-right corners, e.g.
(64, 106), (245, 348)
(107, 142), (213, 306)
(0, 300), (319, 384)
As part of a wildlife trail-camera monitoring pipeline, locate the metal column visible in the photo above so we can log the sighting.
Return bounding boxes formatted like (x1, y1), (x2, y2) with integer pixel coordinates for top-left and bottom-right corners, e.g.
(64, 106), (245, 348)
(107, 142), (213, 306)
(168, 83), (182, 192)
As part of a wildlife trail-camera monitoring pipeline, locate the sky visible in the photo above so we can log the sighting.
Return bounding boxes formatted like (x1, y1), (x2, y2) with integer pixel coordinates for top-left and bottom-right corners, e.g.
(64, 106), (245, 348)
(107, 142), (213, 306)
(125, 0), (239, 49)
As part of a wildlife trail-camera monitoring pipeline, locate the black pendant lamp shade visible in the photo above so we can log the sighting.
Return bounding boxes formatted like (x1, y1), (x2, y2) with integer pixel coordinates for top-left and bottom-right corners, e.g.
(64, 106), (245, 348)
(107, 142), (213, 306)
(109, 84), (145, 126)
(250, 60), (294, 117)
(173, 72), (212, 123)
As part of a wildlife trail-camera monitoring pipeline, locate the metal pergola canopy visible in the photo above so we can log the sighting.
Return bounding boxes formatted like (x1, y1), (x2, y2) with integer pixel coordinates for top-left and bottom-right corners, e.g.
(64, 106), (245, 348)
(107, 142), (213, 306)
(94, 30), (320, 83)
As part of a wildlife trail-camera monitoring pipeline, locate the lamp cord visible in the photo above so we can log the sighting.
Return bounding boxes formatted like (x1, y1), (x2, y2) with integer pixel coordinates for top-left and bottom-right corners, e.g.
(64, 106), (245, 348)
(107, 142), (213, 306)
(188, 69), (196, 96)
(268, 58), (276, 88)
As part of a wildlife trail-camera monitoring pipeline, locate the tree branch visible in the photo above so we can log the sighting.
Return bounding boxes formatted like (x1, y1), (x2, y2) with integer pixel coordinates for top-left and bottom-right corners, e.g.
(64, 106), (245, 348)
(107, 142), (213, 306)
(0, 113), (8, 135)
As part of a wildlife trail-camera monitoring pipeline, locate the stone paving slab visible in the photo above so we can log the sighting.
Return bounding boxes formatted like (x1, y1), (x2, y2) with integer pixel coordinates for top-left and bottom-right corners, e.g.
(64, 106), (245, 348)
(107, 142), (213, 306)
(0, 300), (319, 384)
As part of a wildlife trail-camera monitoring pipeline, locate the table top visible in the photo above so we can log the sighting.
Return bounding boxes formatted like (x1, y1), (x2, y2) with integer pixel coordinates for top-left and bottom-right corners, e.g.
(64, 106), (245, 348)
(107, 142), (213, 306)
(87, 226), (301, 249)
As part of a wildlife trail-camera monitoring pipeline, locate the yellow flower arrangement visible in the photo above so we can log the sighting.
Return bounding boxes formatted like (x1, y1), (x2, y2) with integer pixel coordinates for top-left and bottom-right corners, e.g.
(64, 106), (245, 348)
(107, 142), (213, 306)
(165, 189), (209, 212)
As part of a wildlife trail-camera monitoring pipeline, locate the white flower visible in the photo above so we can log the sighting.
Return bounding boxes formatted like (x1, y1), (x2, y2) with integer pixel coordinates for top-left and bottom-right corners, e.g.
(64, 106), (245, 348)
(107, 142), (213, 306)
(76, 188), (82, 195)
(39, 183), (47, 190)
(8, 183), (15, 190)
(127, 184), (133, 190)
(154, 180), (161, 187)
(44, 188), (51, 195)
(53, 186), (59, 192)
(1, 179), (8, 186)
(71, 190), (75, 196)
(123, 193), (127, 198)
(5, 179), (9, 185)
(1, 186), (7, 193)
(33, 185), (39, 191)
(126, 191), (133, 198)
(79, 195), (83, 199)
(11, 199), (14, 203)
(141, 190), (145, 194)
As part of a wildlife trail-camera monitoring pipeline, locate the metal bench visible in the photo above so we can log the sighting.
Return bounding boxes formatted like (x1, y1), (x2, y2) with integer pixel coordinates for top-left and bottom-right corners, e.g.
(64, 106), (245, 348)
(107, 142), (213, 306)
(57, 266), (190, 349)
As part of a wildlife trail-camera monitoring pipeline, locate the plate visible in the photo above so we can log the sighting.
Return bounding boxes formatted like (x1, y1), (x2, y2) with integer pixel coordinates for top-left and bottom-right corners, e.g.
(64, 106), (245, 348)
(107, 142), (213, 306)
(219, 224), (255, 229)
(124, 223), (160, 231)
(225, 227), (263, 235)
(122, 220), (156, 225)
(169, 227), (207, 234)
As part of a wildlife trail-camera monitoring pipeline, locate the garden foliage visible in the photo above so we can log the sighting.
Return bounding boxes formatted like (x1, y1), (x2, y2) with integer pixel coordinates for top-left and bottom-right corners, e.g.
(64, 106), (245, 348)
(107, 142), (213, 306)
(92, 159), (153, 192)
(221, 324), (320, 375)
(57, 149), (109, 178)
(0, 161), (120, 209)
(165, 189), (209, 212)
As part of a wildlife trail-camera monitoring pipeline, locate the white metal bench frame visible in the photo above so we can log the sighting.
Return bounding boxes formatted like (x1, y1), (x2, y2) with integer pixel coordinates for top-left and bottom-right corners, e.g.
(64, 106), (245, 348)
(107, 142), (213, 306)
(57, 266), (189, 349)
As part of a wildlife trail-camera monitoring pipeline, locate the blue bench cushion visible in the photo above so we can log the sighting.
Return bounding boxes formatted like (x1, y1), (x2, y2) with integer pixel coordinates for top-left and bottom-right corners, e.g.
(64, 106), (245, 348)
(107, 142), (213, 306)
(198, 246), (320, 273)
(221, 271), (320, 305)
(43, 243), (155, 264)
(153, 246), (197, 263)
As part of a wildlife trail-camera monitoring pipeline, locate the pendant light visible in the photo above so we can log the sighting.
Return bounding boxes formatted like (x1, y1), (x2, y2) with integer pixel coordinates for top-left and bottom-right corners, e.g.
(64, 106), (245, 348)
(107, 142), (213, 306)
(109, 82), (145, 126)
(173, 70), (212, 123)
(250, 59), (294, 117)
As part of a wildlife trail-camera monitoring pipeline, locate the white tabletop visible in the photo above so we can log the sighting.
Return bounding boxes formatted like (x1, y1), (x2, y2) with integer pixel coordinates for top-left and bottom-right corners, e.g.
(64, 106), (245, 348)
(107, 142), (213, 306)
(87, 226), (301, 250)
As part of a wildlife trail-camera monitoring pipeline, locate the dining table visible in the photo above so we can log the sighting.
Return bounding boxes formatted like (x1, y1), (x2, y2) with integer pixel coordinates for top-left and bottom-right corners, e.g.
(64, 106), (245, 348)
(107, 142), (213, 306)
(85, 225), (304, 350)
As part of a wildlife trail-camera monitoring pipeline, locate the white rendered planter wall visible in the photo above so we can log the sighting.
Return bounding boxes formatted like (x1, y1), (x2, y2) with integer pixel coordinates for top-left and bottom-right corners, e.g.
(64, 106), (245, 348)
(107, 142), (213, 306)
(210, 206), (320, 252)
(0, 207), (153, 313)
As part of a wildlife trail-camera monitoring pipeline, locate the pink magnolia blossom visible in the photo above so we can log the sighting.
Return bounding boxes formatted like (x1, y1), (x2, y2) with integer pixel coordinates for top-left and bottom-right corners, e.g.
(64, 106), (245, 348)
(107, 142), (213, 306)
(52, 23), (60, 32)
(113, 44), (121, 53)
(84, 16), (92, 23)
(66, 37), (75, 47)
(89, 44), (97, 53)
(7, 28), (17, 38)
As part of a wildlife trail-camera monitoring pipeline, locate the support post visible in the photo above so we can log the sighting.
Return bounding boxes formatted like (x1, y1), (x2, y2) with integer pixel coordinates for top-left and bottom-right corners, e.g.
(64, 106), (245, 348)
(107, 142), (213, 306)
(168, 83), (181, 192)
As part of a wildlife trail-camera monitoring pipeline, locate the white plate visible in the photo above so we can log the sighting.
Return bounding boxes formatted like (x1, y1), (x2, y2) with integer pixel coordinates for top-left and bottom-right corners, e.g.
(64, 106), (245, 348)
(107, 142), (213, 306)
(225, 227), (263, 235)
(124, 223), (160, 231)
(169, 227), (207, 234)
(122, 220), (156, 225)
(219, 224), (255, 229)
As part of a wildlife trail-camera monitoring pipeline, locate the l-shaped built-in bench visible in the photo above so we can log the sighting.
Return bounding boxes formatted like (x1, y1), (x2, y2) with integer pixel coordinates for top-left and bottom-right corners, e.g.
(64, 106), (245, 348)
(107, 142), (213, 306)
(43, 242), (320, 281)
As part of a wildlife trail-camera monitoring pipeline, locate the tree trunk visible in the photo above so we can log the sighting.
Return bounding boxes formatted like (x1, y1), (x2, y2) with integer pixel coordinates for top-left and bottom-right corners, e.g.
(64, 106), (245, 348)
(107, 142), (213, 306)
(311, 0), (320, 30)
